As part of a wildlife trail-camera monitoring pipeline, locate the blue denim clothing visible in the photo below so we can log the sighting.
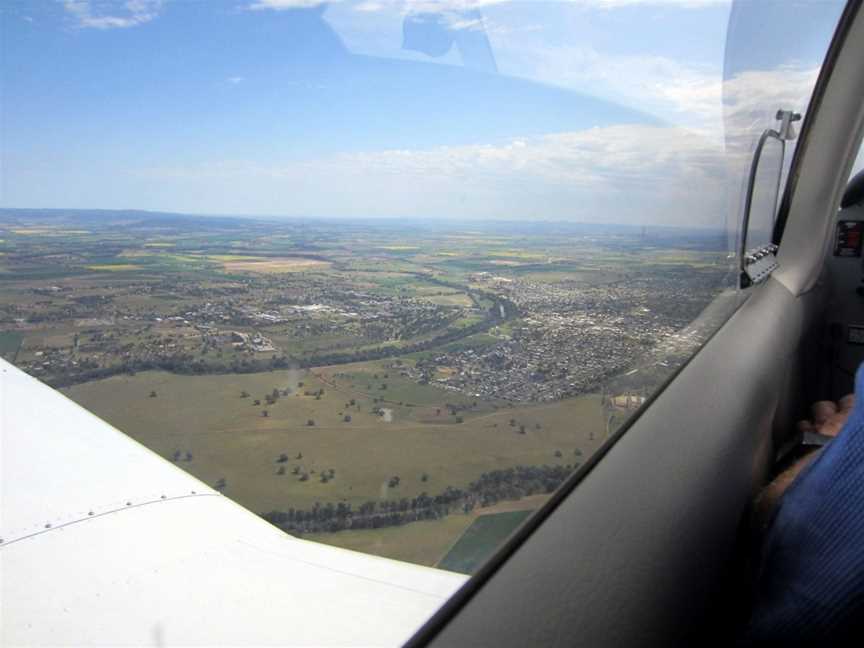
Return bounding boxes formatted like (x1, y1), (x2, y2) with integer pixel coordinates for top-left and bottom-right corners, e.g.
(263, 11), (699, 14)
(745, 365), (864, 644)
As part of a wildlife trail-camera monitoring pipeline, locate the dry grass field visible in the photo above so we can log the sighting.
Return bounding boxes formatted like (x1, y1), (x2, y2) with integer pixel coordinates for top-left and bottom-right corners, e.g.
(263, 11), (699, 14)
(63, 369), (604, 512)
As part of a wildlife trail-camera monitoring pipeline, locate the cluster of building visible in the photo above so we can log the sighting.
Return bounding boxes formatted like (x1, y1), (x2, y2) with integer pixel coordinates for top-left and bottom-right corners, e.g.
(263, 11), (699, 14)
(405, 270), (725, 403)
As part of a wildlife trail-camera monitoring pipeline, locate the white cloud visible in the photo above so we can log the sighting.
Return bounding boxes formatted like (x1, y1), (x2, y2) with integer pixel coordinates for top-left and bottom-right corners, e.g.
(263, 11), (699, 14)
(246, 0), (728, 13)
(355, 1), (386, 11)
(131, 63), (818, 224)
(352, 0), (729, 12)
(135, 122), (730, 224)
(62, 0), (163, 30)
(227, 76), (245, 84)
(248, 0), (331, 10)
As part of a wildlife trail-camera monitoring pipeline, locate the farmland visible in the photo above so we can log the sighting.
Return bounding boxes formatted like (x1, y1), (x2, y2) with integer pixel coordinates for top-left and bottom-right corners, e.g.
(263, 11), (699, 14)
(1, 208), (732, 567)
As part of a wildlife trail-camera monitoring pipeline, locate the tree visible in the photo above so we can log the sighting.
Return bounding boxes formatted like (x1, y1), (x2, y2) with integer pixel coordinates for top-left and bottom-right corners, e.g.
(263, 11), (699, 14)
(215, 478), (227, 491)
(307, 419), (315, 426)
(262, 410), (269, 417)
(277, 465), (286, 476)
(343, 414), (352, 423)
(554, 450), (563, 458)
(253, 399), (261, 406)
(185, 451), (193, 462)
(388, 476), (401, 488)
(518, 425), (526, 434)
(277, 453), (289, 463)
(172, 450), (181, 462)
(149, 390), (157, 398)
(421, 472), (429, 482)
(299, 473), (309, 482)
(240, 390), (250, 398)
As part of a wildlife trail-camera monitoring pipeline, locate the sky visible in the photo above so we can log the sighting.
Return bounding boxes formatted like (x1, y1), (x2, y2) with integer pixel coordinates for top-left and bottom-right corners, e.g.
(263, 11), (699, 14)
(0, 0), (848, 226)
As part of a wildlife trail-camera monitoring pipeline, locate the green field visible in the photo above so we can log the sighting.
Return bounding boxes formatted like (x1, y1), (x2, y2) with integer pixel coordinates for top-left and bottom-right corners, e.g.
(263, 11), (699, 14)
(438, 510), (533, 574)
(63, 369), (603, 513)
(0, 330), (23, 360)
(308, 514), (477, 567)
(61, 367), (603, 562)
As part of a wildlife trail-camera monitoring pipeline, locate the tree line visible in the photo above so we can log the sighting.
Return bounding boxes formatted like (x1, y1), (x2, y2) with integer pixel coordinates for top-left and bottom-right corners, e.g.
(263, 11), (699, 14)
(260, 463), (573, 535)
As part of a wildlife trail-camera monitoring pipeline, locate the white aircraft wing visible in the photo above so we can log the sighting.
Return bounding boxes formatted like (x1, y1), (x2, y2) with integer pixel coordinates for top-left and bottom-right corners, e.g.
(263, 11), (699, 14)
(0, 358), (467, 646)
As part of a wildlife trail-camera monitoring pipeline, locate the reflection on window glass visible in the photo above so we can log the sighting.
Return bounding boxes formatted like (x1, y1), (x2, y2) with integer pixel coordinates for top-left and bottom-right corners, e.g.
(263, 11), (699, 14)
(0, 0), (845, 575)
(745, 135), (785, 253)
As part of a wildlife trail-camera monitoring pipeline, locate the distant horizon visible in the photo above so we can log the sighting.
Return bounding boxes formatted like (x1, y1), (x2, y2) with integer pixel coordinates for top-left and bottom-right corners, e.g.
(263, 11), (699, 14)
(0, 206), (730, 233)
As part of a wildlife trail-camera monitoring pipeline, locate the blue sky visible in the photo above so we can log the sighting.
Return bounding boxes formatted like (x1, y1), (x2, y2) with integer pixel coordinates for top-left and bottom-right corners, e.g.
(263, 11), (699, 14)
(0, 0), (846, 225)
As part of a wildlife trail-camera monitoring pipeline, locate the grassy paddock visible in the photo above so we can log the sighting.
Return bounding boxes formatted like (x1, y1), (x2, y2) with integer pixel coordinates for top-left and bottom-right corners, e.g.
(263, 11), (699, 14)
(62, 369), (605, 515)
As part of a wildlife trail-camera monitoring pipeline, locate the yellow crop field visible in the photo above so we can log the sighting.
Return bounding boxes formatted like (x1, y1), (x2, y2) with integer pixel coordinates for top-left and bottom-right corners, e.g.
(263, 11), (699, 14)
(85, 264), (140, 271)
(220, 257), (331, 273)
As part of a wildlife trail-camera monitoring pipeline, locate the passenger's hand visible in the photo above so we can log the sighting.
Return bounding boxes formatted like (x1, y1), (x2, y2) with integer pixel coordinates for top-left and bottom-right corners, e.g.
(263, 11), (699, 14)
(797, 395), (855, 438)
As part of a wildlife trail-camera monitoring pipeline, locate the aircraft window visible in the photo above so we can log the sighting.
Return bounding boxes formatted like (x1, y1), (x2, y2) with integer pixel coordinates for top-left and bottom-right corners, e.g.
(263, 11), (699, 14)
(0, 0), (847, 585)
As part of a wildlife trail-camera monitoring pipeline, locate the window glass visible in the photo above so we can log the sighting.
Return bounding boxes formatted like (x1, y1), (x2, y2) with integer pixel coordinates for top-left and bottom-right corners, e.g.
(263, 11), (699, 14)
(0, 0), (845, 577)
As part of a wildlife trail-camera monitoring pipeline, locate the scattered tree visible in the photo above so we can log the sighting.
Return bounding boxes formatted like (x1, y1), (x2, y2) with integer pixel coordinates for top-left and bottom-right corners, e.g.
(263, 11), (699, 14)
(149, 390), (157, 398)
(277, 453), (289, 463)
(215, 478), (227, 491)
(277, 466), (286, 476)
(306, 419), (315, 426)
(343, 414), (352, 423)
